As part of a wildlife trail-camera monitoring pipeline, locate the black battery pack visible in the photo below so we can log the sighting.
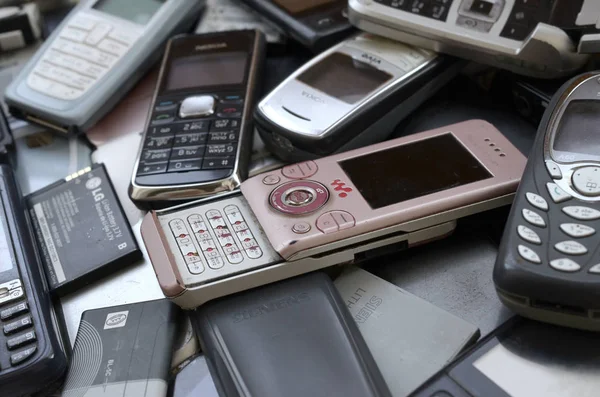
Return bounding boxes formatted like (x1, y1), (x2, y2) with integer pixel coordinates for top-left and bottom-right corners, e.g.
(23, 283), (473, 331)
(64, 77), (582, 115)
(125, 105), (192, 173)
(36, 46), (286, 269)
(26, 163), (141, 296)
(192, 272), (392, 397)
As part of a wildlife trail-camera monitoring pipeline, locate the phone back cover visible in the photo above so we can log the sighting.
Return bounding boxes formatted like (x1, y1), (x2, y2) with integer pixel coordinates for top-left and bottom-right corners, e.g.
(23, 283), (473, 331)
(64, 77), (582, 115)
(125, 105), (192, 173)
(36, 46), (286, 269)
(61, 299), (179, 397)
(193, 272), (392, 397)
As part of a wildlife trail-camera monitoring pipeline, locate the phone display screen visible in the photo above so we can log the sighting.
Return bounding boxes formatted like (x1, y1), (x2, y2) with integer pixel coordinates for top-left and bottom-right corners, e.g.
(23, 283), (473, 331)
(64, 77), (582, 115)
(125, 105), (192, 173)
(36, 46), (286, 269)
(553, 100), (600, 159)
(93, 0), (164, 25)
(297, 52), (392, 105)
(470, 321), (600, 397)
(339, 134), (492, 209)
(165, 52), (248, 91)
(0, 201), (13, 273)
(272, 0), (337, 14)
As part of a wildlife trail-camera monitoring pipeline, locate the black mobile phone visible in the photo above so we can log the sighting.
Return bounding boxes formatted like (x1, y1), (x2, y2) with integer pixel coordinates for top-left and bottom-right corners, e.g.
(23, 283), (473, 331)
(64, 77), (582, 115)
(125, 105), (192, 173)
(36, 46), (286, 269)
(239, 0), (354, 52)
(129, 30), (266, 209)
(494, 71), (600, 332)
(410, 316), (600, 397)
(0, 164), (69, 397)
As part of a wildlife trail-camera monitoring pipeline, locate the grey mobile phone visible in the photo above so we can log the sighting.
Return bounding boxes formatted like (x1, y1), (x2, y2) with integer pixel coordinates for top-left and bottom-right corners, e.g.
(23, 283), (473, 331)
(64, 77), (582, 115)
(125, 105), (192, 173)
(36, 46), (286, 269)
(4, 0), (203, 135)
(495, 71), (600, 331)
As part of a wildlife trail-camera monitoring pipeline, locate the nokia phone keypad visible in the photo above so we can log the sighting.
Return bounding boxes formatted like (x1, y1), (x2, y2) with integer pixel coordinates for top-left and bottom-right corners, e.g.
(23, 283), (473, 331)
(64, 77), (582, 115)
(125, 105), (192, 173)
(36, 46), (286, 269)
(28, 15), (140, 100)
(137, 93), (244, 177)
(515, 161), (600, 275)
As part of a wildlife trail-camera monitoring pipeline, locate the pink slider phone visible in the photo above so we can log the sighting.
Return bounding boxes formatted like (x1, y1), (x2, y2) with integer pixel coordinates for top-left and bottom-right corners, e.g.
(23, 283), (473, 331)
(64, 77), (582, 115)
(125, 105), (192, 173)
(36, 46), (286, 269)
(141, 119), (526, 309)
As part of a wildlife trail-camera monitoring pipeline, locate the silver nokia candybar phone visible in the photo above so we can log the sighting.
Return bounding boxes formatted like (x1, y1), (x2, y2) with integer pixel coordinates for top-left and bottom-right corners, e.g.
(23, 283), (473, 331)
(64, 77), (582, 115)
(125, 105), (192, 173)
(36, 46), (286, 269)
(129, 31), (266, 209)
(348, 0), (594, 78)
(4, 0), (204, 135)
(254, 33), (463, 161)
(141, 120), (526, 309)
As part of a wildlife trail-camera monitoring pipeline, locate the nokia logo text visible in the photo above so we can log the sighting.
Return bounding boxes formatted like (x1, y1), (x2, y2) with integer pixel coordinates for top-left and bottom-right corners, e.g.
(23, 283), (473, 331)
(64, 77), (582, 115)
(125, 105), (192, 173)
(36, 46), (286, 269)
(196, 43), (227, 51)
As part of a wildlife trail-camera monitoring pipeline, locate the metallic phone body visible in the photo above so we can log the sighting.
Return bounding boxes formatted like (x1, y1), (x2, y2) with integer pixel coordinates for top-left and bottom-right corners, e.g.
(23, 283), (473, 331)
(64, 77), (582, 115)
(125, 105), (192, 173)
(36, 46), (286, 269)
(4, 0), (203, 134)
(348, 0), (588, 79)
(495, 72), (600, 331)
(255, 33), (463, 161)
(142, 120), (525, 309)
(129, 31), (266, 209)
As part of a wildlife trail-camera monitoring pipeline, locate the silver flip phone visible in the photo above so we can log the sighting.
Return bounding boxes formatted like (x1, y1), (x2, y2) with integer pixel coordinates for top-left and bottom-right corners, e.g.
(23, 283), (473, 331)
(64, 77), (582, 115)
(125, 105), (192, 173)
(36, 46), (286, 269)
(255, 33), (462, 161)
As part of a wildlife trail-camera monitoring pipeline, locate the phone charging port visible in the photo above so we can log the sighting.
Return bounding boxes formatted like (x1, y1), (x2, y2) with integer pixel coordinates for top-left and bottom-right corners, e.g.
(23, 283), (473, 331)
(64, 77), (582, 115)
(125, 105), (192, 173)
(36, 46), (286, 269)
(531, 299), (588, 317)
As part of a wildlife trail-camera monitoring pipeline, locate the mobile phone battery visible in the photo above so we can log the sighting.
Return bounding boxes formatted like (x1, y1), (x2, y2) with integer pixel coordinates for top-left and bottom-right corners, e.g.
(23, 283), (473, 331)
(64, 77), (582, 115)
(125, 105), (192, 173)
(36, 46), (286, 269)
(61, 299), (180, 396)
(26, 163), (142, 296)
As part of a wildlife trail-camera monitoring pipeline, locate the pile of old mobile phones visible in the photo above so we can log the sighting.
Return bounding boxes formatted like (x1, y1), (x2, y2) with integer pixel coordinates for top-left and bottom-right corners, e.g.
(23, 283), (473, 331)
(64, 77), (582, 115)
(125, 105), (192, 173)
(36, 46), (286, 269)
(0, 164), (69, 397)
(348, 0), (591, 78)
(494, 71), (600, 332)
(129, 30), (266, 209)
(410, 317), (600, 397)
(141, 120), (526, 309)
(239, 0), (354, 52)
(254, 32), (463, 161)
(4, 0), (204, 135)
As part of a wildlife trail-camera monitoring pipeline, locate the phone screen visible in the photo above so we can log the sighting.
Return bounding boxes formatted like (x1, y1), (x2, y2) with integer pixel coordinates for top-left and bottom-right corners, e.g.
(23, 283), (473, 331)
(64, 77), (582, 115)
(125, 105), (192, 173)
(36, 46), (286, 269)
(0, 199), (13, 273)
(93, 0), (164, 25)
(553, 100), (600, 159)
(165, 52), (248, 91)
(339, 134), (492, 209)
(297, 52), (392, 104)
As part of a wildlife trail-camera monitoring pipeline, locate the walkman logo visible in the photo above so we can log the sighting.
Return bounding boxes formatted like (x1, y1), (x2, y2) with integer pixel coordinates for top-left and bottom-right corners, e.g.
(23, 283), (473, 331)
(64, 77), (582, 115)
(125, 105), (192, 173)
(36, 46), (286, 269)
(195, 43), (227, 51)
(232, 293), (311, 323)
(331, 179), (352, 198)
(104, 311), (129, 330)
(302, 91), (325, 103)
